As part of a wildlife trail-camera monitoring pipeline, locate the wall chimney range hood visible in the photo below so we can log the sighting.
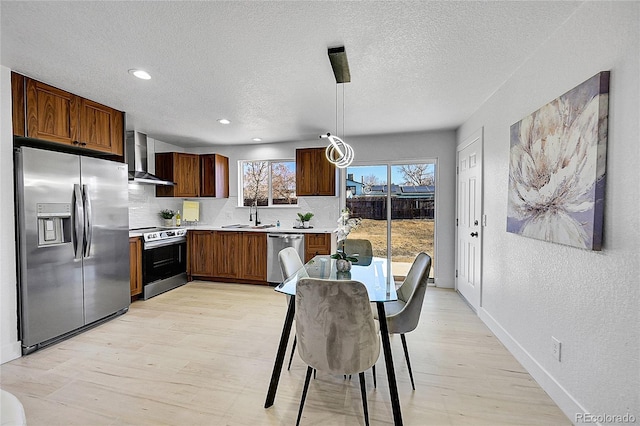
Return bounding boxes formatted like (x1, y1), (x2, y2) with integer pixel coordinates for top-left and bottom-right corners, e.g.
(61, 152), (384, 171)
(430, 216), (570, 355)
(125, 131), (175, 185)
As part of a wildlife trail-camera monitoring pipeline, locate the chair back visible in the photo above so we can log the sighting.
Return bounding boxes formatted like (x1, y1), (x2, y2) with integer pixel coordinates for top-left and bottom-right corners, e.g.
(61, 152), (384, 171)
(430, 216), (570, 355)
(295, 278), (380, 375)
(279, 247), (304, 280)
(343, 239), (373, 258)
(387, 252), (432, 334)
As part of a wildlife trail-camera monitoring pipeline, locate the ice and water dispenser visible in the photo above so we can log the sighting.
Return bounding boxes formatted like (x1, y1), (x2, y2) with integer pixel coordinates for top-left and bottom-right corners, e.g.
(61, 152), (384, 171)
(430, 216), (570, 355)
(36, 203), (72, 246)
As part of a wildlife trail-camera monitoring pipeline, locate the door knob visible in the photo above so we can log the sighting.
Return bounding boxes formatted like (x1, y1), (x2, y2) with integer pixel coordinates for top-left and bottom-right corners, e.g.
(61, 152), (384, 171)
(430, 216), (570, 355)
(470, 232), (478, 237)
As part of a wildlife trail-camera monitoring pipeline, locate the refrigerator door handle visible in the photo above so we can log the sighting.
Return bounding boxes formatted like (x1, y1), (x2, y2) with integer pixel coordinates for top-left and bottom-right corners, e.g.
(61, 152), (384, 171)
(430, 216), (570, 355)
(73, 184), (84, 260)
(83, 184), (93, 258)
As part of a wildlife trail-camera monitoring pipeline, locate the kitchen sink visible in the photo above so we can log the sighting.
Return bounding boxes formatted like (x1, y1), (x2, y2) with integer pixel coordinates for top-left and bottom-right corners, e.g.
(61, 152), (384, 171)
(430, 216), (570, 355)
(221, 224), (250, 229)
(251, 224), (275, 229)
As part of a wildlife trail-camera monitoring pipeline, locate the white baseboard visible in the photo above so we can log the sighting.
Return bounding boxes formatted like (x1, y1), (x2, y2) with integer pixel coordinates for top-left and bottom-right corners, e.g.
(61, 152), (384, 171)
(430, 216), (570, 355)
(478, 307), (587, 424)
(1, 341), (21, 364)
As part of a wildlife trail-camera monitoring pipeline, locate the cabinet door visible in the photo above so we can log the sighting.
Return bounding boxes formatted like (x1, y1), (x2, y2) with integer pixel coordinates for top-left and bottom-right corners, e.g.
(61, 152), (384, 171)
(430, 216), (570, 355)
(189, 230), (214, 277)
(240, 233), (267, 282)
(155, 153), (200, 197)
(200, 154), (229, 198)
(111, 109), (124, 157)
(305, 233), (332, 263)
(213, 231), (241, 278)
(314, 150), (336, 196)
(176, 153), (200, 197)
(26, 78), (79, 145)
(129, 237), (143, 296)
(79, 98), (116, 153)
(296, 148), (316, 196)
(11, 72), (25, 137)
(296, 148), (336, 196)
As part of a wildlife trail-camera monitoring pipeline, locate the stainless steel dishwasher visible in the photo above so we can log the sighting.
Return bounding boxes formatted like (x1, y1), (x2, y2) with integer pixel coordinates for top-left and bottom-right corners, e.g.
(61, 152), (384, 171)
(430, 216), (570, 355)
(267, 233), (305, 283)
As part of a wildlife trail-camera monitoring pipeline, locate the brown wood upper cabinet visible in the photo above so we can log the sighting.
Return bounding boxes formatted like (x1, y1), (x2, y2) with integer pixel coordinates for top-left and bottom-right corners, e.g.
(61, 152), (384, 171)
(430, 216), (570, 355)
(79, 98), (124, 156)
(200, 153), (229, 198)
(296, 148), (336, 196)
(11, 72), (124, 156)
(155, 152), (201, 198)
(155, 152), (229, 198)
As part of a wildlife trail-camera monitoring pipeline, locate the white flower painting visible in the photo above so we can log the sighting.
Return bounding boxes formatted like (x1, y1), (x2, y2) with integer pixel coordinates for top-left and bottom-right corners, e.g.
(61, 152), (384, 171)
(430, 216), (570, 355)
(507, 72), (609, 251)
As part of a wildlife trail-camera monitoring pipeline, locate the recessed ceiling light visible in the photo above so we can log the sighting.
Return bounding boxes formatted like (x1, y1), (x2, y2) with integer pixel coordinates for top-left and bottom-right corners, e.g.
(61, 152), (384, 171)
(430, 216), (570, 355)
(252, 138), (262, 142)
(128, 69), (151, 80)
(217, 119), (231, 125)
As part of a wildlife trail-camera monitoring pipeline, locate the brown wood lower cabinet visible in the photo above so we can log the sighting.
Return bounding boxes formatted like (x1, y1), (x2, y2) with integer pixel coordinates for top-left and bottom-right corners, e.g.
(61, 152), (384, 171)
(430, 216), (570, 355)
(240, 232), (267, 282)
(188, 230), (267, 284)
(304, 233), (332, 263)
(188, 230), (215, 277)
(129, 237), (142, 297)
(213, 231), (241, 279)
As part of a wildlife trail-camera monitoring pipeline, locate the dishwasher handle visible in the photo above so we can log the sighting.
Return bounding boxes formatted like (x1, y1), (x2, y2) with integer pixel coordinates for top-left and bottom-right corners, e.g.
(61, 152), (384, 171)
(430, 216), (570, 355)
(268, 234), (303, 239)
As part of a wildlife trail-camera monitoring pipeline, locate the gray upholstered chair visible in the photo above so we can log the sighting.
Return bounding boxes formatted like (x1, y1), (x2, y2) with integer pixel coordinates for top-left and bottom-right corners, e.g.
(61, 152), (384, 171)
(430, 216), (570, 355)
(343, 238), (373, 257)
(278, 247), (305, 370)
(294, 278), (380, 426)
(377, 252), (431, 390)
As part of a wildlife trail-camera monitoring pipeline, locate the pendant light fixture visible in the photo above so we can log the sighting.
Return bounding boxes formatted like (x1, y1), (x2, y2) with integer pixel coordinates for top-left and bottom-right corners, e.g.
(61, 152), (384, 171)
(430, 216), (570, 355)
(322, 46), (354, 169)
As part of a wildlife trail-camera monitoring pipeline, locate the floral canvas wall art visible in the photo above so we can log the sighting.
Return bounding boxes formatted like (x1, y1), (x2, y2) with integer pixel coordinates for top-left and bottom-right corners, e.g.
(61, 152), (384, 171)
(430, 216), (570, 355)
(507, 71), (609, 251)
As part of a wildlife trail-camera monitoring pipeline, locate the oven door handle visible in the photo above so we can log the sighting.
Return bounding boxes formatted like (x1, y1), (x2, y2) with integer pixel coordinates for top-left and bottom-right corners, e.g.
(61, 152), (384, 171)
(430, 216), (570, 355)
(144, 237), (187, 250)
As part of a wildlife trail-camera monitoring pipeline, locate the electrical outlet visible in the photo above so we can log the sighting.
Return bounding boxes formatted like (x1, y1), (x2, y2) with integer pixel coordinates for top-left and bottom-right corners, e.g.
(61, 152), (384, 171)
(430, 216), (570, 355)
(552, 336), (562, 362)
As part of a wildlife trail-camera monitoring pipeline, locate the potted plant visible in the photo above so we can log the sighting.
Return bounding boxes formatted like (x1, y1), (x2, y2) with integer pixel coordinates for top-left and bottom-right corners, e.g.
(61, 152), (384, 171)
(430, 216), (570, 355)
(159, 209), (175, 227)
(297, 212), (314, 228)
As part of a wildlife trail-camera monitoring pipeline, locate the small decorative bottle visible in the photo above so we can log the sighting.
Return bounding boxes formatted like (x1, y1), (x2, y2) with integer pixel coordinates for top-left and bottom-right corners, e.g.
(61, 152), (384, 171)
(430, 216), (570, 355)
(175, 210), (181, 227)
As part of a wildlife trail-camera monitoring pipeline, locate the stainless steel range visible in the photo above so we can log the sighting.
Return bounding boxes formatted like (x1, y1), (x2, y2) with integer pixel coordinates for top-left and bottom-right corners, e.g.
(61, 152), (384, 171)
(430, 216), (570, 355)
(134, 227), (187, 300)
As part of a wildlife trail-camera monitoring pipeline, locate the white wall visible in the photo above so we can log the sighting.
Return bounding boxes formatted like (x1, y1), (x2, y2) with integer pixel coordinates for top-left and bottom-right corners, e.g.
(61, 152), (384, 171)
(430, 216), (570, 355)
(0, 66), (21, 363)
(457, 2), (639, 421)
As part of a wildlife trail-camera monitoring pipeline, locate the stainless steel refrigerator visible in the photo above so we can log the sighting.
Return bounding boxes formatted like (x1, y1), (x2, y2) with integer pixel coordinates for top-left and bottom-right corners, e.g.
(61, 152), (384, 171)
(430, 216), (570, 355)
(14, 146), (130, 354)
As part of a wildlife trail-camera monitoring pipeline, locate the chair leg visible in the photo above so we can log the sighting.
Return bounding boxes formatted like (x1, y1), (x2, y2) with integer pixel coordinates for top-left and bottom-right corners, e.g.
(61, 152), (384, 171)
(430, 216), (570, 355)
(372, 365), (376, 389)
(358, 372), (370, 426)
(296, 366), (314, 426)
(287, 336), (297, 370)
(400, 334), (415, 390)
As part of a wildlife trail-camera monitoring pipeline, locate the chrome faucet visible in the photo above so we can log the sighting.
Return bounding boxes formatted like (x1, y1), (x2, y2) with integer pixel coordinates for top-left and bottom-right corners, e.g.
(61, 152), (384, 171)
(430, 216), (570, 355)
(249, 201), (260, 226)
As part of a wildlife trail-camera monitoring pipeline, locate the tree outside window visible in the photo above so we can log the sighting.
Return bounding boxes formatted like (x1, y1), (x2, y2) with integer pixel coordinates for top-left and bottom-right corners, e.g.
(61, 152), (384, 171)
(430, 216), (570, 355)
(241, 160), (297, 206)
(272, 162), (297, 205)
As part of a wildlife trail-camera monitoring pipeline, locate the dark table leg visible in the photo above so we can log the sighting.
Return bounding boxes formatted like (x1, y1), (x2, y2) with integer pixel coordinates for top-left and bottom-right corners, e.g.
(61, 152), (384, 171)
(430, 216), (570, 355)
(265, 295), (295, 408)
(377, 302), (403, 425)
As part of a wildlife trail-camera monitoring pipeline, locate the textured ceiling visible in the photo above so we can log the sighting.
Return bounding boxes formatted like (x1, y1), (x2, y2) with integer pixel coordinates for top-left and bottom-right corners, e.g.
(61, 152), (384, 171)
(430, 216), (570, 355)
(1, 1), (581, 147)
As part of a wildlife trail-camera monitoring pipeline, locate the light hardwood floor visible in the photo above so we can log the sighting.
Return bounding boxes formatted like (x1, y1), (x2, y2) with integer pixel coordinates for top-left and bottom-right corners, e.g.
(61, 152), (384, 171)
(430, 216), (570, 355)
(0, 282), (569, 425)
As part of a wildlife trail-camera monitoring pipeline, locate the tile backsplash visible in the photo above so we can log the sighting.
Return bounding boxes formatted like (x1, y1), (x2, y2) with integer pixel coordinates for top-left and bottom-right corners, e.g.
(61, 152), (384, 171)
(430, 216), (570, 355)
(128, 183), (339, 229)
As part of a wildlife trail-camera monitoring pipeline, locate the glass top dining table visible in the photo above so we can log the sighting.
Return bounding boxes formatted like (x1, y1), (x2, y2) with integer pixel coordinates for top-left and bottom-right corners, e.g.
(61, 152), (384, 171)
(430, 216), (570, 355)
(274, 255), (398, 302)
(266, 255), (404, 425)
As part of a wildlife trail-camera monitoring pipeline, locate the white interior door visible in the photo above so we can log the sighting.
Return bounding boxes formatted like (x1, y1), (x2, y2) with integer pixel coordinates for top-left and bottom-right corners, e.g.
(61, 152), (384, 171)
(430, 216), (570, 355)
(456, 130), (482, 311)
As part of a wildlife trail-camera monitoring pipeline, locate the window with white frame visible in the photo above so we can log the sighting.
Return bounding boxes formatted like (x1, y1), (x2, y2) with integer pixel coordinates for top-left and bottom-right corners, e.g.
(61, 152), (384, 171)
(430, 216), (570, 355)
(240, 160), (297, 206)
